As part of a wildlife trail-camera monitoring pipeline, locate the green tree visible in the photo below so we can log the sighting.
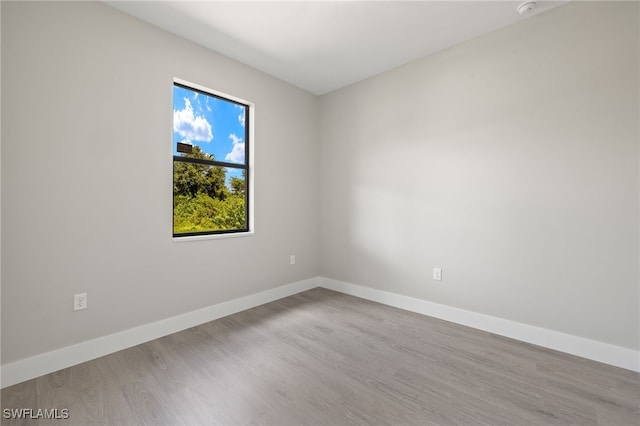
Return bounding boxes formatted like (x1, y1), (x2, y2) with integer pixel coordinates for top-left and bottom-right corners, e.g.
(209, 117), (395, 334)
(173, 146), (227, 200)
(173, 145), (246, 234)
(230, 174), (245, 196)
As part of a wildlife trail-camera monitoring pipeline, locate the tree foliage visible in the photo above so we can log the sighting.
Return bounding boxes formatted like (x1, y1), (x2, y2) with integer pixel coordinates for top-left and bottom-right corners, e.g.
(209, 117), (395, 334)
(173, 146), (246, 234)
(230, 170), (246, 196)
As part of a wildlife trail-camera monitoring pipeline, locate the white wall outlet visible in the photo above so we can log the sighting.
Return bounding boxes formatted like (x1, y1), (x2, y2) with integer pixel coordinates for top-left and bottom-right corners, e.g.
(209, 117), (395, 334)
(290, 255), (296, 265)
(74, 293), (87, 311)
(433, 268), (442, 281)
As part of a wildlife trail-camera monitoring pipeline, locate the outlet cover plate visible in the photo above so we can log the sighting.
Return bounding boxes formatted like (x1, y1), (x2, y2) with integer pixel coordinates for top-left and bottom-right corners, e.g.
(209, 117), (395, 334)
(433, 268), (442, 281)
(74, 293), (87, 311)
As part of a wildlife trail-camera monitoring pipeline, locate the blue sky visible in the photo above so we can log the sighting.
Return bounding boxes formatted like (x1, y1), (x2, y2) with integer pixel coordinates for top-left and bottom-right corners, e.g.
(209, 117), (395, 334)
(173, 85), (246, 183)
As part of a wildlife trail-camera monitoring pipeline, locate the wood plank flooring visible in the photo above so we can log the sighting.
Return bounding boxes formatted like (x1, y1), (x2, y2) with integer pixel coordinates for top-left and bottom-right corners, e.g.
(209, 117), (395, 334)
(2, 288), (639, 425)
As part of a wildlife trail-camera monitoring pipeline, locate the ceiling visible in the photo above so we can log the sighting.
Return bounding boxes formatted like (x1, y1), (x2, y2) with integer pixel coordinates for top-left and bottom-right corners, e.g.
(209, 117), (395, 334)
(104, 1), (567, 95)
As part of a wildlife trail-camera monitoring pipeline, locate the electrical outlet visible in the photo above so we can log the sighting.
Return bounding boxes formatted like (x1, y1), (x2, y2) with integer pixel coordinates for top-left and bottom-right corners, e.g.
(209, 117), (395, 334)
(433, 268), (442, 281)
(74, 293), (87, 311)
(290, 255), (296, 265)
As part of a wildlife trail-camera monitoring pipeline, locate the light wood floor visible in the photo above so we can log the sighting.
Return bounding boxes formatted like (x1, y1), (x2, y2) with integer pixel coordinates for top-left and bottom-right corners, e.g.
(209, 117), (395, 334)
(2, 288), (639, 425)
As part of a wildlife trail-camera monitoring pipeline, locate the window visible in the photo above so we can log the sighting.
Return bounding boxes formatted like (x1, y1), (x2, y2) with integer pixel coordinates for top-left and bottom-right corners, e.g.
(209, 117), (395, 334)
(172, 81), (250, 237)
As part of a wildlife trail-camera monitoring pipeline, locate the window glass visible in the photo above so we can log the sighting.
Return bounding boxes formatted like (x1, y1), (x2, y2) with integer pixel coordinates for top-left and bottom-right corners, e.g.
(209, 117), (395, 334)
(173, 82), (249, 236)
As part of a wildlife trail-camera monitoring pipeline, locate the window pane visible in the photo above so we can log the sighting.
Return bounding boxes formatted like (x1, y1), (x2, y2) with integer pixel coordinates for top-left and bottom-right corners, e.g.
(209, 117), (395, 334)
(172, 81), (250, 237)
(173, 85), (247, 165)
(173, 162), (247, 234)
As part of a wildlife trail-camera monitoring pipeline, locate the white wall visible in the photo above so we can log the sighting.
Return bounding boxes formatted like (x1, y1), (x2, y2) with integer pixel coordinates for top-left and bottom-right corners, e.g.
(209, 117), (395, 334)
(1, 1), (320, 364)
(2, 0), (639, 373)
(320, 1), (639, 350)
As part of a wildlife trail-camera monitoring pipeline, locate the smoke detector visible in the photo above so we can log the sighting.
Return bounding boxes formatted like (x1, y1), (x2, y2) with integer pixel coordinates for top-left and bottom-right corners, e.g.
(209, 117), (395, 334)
(517, 1), (537, 15)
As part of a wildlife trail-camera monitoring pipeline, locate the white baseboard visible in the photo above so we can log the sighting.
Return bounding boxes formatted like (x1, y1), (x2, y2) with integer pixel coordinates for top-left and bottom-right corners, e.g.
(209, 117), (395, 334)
(3, 275), (637, 388)
(319, 277), (640, 373)
(1, 277), (320, 388)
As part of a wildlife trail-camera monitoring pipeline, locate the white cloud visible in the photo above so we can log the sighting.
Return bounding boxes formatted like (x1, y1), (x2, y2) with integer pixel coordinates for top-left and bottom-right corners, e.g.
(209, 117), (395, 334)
(173, 98), (213, 142)
(233, 104), (246, 127)
(225, 133), (245, 163)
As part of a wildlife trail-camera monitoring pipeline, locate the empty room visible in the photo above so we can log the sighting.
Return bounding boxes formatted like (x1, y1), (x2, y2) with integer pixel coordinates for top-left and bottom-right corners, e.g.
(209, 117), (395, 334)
(1, 0), (639, 425)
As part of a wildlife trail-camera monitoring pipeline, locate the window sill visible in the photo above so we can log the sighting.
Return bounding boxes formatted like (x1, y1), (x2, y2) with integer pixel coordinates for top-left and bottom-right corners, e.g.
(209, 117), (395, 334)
(172, 231), (254, 243)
